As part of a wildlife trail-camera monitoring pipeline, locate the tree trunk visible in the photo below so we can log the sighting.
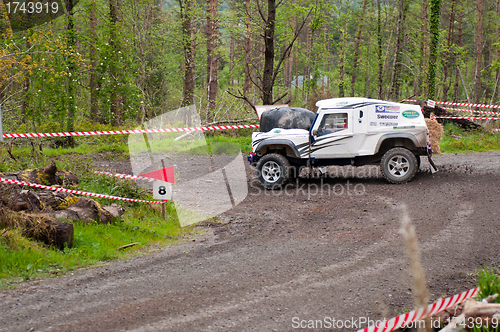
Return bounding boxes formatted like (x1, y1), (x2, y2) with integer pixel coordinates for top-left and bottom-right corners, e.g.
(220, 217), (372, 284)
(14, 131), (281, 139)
(442, 0), (455, 100)
(285, 46), (293, 96)
(415, 0), (428, 97)
(262, 0), (276, 105)
(474, 0), (483, 102)
(350, 0), (368, 97)
(453, 13), (463, 101)
(243, 0), (251, 94)
(89, 0), (99, 123)
(206, 0), (219, 122)
(180, 0), (196, 107)
(20, 38), (30, 125)
(388, 0), (408, 101)
(108, 0), (122, 126)
(427, 0), (441, 100)
(377, 0), (382, 99)
(294, 47), (299, 100)
(492, 0), (500, 103)
(338, 4), (346, 98)
(229, 33), (234, 87)
(65, 0), (76, 147)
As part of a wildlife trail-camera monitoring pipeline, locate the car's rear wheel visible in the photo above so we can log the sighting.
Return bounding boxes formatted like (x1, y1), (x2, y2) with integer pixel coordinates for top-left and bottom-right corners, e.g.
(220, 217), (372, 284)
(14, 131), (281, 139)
(380, 147), (418, 184)
(256, 153), (291, 189)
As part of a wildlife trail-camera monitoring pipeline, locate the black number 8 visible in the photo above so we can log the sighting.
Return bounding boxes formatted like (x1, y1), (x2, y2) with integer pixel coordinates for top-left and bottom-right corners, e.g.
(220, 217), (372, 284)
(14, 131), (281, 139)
(158, 186), (166, 195)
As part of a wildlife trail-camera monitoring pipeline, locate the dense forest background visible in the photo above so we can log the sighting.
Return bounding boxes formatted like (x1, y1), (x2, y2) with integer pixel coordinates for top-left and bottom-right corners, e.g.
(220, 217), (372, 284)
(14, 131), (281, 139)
(0, 0), (499, 135)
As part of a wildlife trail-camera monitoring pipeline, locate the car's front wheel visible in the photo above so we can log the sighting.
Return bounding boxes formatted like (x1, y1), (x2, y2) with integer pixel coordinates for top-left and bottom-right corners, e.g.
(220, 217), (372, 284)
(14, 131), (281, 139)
(380, 147), (418, 184)
(256, 153), (291, 189)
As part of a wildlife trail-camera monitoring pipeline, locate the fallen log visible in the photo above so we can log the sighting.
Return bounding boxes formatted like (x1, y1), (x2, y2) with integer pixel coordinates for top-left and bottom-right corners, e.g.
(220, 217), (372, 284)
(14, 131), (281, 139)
(439, 294), (498, 332)
(422, 105), (482, 130)
(410, 100), (482, 130)
(21, 213), (73, 249)
(17, 161), (58, 185)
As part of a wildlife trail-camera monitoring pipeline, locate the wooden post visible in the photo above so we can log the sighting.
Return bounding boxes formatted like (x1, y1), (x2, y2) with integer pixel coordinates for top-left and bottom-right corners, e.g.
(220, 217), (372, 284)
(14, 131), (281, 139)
(161, 201), (166, 220)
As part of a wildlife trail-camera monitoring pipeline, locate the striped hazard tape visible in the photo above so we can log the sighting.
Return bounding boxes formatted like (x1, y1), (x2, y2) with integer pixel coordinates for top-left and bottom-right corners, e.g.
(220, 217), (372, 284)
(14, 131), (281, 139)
(0, 177), (162, 204)
(356, 287), (479, 332)
(2, 124), (260, 139)
(95, 171), (155, 182)
(404, 99), (500, 109)
(442, 107), (500, 116)
(435, 116), (500, 120)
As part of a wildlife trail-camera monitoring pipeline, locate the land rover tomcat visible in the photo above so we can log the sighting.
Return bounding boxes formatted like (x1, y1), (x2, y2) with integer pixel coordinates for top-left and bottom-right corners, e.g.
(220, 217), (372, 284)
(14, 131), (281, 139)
(248, 98), (436, 188)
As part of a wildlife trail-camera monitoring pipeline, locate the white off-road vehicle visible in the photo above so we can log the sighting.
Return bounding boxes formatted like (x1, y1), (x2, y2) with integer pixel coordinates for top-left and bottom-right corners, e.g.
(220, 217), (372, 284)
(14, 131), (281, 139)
(248, 97), (437, 188)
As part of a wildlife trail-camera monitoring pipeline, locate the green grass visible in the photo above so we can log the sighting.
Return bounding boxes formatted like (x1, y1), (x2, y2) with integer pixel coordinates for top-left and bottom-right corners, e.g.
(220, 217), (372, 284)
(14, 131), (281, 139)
(0, 202), (190, 289)
(207, 135), (252, 154)
(477, 266), (500, 303)
(440, 123), (500, 153)
(462, 266), (500, 332)
(127, 132), (252, 155)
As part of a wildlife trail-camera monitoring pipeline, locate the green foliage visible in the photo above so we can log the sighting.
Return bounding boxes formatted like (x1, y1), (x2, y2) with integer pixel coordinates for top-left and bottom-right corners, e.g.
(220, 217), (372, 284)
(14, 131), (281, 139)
(477, 266), (500, 303)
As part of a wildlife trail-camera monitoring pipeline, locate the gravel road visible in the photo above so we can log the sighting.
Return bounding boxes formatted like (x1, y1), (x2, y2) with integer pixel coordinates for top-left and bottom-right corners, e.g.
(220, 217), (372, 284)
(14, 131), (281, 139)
(1, 152), (500, 332)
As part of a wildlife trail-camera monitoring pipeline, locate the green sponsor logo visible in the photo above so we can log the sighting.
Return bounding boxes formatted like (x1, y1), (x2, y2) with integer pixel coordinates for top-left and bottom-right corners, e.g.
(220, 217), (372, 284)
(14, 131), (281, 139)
(273, 129), (281, 133)
(402, 110), (420, 118)
(393, 125), (416, 130)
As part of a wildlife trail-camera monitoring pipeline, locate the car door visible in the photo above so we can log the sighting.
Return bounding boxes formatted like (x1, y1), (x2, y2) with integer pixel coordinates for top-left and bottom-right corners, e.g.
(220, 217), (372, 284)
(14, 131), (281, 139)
(310, 110), (355, 158)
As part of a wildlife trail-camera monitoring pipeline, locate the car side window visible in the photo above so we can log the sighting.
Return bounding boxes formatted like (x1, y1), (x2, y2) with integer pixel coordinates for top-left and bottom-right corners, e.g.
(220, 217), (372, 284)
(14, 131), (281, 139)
(317, 113), (348, 136)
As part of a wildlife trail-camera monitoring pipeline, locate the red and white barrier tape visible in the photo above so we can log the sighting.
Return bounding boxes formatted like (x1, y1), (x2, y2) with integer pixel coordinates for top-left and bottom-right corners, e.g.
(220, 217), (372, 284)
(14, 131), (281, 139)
(0, 177), (162, 204)
(95, 171), (155, 182)
(2, 124), (260, 139)
(356, 287), (479, 332)
(443, 107), (500, 116)
(435, 116), (500, 120)
(404, 99), (500, 109)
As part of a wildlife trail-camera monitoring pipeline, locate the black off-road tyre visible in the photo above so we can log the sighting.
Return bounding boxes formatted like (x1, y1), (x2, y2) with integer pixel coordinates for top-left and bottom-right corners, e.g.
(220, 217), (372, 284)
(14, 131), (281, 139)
(380, 147), (418, 184)
(256, 153), (291, 189)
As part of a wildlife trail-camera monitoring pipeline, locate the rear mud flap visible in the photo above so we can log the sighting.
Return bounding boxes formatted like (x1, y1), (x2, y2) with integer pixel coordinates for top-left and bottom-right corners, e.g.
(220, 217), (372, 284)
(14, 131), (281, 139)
(428, 155), (438, 173)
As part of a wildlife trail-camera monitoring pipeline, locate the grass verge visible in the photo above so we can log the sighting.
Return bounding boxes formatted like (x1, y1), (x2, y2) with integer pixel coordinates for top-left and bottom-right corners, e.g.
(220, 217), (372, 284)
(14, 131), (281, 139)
(0, 140), (196, 290)
(0, 202), (192, 290)
(440, 123), (500, 153)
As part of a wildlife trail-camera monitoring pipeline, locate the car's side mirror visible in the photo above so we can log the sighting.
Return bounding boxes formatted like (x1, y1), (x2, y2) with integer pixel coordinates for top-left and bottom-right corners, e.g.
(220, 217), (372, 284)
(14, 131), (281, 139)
(312, 129), (318, 136)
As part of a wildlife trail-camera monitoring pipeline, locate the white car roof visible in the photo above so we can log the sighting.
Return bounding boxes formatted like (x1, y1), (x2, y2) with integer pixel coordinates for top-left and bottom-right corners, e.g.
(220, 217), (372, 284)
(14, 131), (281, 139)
(316, 97), (399, 109)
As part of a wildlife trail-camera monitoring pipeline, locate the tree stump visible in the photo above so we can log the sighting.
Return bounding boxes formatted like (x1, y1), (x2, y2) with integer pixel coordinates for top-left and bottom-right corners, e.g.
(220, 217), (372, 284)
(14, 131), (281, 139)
(17, 161), (58, 185)
(20, 213), (74, 249)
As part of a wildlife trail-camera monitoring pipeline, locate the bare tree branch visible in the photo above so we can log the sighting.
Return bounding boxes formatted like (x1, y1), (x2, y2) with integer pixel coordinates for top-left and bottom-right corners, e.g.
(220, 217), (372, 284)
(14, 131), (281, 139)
(248, 71), (265, 94)
(227, 89), (256, 109)
(275, 0), (286, 8)
(272, 91), (288, 104)
(207, 118), (257, 125)
(255, 0), (267, 22)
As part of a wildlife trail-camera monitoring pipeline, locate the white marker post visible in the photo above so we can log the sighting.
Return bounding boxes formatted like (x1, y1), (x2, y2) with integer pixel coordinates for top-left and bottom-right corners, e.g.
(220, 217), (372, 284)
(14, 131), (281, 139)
(153, 180), (172, 219)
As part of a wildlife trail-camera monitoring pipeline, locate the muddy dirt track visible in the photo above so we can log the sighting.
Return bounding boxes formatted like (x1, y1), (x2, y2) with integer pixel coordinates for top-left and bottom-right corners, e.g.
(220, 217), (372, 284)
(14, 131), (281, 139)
(1, 152), (500, 332)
